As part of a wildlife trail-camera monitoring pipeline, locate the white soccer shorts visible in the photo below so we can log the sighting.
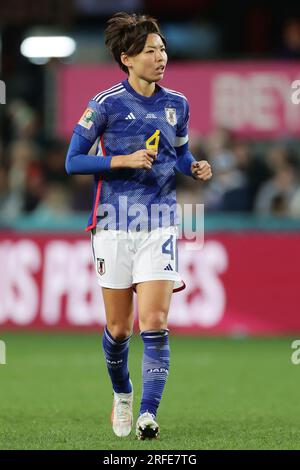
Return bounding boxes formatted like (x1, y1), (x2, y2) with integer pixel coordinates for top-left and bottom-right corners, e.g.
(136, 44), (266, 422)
(91, 226), (185, 292)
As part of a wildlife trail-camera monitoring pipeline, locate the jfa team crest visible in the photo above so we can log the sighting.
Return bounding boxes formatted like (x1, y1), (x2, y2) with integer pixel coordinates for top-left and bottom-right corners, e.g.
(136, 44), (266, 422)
(165, 107), (177, 126)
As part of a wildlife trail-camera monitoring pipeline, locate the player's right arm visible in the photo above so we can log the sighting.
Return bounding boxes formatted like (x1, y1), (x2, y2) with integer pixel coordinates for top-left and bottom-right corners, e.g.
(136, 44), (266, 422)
(65, 99), (156, 175)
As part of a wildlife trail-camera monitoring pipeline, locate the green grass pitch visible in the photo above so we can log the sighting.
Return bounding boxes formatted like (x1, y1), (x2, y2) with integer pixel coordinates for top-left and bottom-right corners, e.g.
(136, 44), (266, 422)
(0, 332), (300, 450)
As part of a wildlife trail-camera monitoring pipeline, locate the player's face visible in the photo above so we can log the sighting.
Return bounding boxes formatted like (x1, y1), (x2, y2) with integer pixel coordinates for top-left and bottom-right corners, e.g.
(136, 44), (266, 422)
(128, 33), (168, 83)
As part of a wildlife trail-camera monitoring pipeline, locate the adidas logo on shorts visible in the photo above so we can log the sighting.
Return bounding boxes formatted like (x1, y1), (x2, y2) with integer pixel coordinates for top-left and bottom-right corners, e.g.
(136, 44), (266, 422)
(164, 264), (173, 271)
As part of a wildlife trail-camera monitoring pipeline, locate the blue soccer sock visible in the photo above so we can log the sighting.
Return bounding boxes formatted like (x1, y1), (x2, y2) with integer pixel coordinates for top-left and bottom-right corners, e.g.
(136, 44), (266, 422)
(140, 329), (170, 417)
(102, 326), (132, 394)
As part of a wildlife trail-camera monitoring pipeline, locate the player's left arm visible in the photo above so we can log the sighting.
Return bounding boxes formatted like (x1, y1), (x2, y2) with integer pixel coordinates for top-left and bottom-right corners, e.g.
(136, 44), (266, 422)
(174, 98), (212, 181)
(175, 142), (212, 181)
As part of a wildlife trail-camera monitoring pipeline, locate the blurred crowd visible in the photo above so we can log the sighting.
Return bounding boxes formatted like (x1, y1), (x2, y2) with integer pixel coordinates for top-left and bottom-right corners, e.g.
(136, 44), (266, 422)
(0, 99), (93, 225)
(177, 128), (300, 218)
(1, 99), (300, 227)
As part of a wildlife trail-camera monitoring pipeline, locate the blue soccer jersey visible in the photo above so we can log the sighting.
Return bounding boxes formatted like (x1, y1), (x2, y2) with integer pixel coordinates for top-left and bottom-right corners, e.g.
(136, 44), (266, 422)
(73, 79), (191, 231)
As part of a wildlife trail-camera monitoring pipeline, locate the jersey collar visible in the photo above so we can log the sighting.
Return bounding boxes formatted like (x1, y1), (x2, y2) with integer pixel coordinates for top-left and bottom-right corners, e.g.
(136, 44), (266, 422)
(122, 79), (166, 103)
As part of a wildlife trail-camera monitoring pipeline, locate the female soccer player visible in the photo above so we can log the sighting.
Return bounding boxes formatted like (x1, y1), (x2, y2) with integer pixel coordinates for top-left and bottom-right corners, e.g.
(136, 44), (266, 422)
(65, 12), (212, 440)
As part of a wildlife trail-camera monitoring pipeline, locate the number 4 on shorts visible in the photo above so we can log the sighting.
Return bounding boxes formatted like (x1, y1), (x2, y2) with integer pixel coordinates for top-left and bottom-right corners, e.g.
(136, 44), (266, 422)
(162, 235), (174, 260)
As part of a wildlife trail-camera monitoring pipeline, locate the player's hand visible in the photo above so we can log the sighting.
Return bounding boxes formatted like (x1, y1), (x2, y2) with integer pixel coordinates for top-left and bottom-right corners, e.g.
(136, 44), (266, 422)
(111, 150), (157, 170)
(125, 149), (158, 170)
(191, 160), (212, 181)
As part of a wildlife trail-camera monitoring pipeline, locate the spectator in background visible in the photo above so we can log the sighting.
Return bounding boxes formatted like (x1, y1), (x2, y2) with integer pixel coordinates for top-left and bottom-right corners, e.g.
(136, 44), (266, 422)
(253, 143), (300, 215)
(69, 174), (94, 212)
(289, 186), (300, 217)
(23, 159), (45, 213)
(275, 17), (300, 59)
(40, 138), (94, 213)
(30, 182), (72, 221)
(254, 164), (298, 215)
(7, 99), (40, 141)
(0, 139), (44, 221)
(205, 126), (233, 157)
(204, 149), (250, 211)
(43, 139), (69, 184)
(265, 144), (290, 172)
(202, 127), (251, 211)
(202, 129), (300, 215)
(0, 167), (9, 211)
(232, 141), (271, 210)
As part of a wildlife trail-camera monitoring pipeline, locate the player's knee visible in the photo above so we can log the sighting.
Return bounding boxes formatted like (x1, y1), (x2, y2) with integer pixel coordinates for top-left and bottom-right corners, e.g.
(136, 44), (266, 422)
(140, 311), (168, 331)
(108, 324), (132, 341)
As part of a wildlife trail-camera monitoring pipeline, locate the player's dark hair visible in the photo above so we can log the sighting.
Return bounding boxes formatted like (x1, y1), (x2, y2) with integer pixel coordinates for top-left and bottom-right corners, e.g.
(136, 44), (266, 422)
(104, 12), (166, 74)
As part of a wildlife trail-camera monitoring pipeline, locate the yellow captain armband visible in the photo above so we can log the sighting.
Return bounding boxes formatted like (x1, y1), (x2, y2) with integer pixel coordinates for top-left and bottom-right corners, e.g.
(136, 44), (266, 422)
(146, 130), (160, 151)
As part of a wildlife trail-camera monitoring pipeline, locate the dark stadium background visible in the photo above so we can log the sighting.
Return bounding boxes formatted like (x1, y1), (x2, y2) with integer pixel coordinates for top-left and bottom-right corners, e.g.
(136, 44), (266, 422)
(1, 0), (300, 451)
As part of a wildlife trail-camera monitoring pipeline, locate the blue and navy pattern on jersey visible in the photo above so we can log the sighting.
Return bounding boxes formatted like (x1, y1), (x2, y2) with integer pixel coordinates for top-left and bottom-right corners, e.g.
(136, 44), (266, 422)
(73, 79), (190, 231)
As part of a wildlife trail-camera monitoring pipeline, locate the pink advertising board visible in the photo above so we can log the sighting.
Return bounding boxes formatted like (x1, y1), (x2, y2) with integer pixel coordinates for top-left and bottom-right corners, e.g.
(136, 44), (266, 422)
(57, 61), (300, 139)
(1, 232), (300, 335)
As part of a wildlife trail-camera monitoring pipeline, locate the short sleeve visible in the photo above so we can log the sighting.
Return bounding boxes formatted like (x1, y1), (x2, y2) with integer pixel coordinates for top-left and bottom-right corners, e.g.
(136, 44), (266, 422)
(73, 99), (108, 143)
